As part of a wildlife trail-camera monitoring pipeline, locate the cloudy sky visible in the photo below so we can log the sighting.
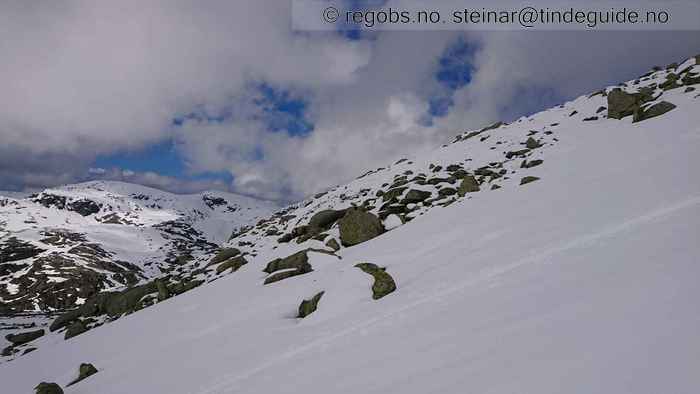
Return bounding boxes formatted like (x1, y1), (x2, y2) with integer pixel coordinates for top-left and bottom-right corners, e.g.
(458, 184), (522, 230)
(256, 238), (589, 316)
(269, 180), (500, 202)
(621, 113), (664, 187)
(1, 1), (698, 201)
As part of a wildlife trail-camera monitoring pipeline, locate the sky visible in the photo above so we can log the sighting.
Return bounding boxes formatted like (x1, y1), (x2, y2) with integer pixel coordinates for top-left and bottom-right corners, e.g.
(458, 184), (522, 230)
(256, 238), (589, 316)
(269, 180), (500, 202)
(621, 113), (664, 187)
(1, 1), (699, 202)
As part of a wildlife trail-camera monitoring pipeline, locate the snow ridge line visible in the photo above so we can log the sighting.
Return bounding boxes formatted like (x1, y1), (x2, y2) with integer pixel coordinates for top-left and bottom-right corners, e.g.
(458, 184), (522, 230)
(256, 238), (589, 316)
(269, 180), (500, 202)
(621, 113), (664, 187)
(195, 194), (700, 394)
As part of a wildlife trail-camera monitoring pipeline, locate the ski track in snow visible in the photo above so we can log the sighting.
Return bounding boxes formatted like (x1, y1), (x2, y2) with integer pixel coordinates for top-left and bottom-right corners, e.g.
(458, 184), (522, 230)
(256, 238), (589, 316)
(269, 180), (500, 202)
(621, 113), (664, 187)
(196, 194), (700, 394)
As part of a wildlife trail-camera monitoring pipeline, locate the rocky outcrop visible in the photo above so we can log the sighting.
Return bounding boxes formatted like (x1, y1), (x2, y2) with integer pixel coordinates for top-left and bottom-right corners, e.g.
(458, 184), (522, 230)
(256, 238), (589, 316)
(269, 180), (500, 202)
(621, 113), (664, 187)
(215, 255), (248, 274)
(633, 101), (676, 123)
(298, 291), (324, 318)
(338, 208), (385, 247)
(207, 248), (241, 266)
(355, 263), (396, 300)
(520, 176), (540, 185)
(607, 88), (654, 120)
(263, 251), (313, 285)
(457, 176), (480, 196)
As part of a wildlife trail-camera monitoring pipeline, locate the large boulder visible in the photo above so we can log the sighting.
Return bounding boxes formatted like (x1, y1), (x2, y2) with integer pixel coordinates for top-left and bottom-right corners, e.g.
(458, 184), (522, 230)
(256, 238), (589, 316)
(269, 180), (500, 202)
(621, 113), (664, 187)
(67, 363), (99, 387)
(264, 251), (309, 274)
(215, 255), (248, 274)
(633, 101), (676, 123)
(355, 263), (397, 300)
(35, 382), (63, 394)
(607, 88), (654, 120)
(338, 208), (385, 247)
(64, 320), (87, 340)
(298, 291), (325, 318)
(308, 210), (346, 230)
(207, 248), (241, 266)
(401, 189), (432, 204)
(5, 329), (44, 345)
(457, 176), (480, 196)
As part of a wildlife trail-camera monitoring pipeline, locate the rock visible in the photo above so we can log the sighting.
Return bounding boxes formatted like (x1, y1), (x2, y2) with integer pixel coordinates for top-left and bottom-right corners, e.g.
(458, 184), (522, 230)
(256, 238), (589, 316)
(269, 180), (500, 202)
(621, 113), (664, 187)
(5, 329), (44, 345)
(401, 189), (432, 204)
(491, 184), (502, 190)
(633, 101), (677, 123)
(2, 345), (15, 356)
(298, 291), (325, 318)
(583, 116), (599, 121)
(525, 137), (541, 149)
(65, 320), (87, 340)
(505, 149), (530, 159)
(438, 187), (457, 197)
(607, 88), (653, 119)
(521, 159), (543, 169)
(520, 176), (541, 185)
(381, 187), (407, 202)
(457, 176), (480, 196)
(208, 248), (241, 266)
(34, 382), (64, 394)
(338, 208), (385, 247)
(325, 238), (340, 251)
(215, 255), (248, 274)
(155, 279), (170, 301)
(66, 363), (99, 387)
(308, 209), (346, 230)
(263, 264), (313, 285)
(264, 251), (309, 274)
(355, 263), (397, 300)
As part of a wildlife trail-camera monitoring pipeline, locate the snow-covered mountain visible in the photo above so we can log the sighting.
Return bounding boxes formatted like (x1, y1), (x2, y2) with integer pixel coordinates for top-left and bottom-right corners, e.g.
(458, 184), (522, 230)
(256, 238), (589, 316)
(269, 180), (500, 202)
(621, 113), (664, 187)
(1, 55), (699, 393)
(0, 181), (277, 353)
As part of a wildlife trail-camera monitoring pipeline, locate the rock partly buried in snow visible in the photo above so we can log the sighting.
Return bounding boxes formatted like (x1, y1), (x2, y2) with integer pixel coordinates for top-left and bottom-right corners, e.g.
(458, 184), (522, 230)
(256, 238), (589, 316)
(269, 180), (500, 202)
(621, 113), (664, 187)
(5, 329), (44, 345)
(264, 266), (313, 285)
(633, 101), (677, 123)
(66, 363), (98, 387)
(401, 189), (432, 204)
(308, 209), (346, 230)
(35, 382), (63, 394)
(325, 238), (340, 251)
(520, 176), (541, 186)
(264, 250), (309, 274)
(457, 176), (480, 196)
(215, 255), (248, 274)
(64, 320), (87, 340)
(355, 263), (397, 300)
(207, 248), (241, 266)
(607, 88), (654, 120)
(338, 208), (385, 247)
(298, 291), (324, 318)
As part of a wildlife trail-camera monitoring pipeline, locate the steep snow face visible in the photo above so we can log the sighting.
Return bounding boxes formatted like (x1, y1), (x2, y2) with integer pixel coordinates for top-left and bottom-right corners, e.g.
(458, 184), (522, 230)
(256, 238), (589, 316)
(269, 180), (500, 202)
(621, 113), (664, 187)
(0, 181), (277, 320)
(0, 58), (699, 392)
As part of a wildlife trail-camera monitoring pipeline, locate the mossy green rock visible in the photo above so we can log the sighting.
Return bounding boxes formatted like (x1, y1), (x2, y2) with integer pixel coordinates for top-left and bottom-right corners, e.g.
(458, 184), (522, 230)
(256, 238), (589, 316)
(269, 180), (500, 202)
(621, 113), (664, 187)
(633, 101), (676, 123)
(458, 176), (480, 196)
(35, 382), (63, 394)
(5, 329), (44, 345)
(264, 264), (313, 285)
(355, 263), (396, 300)
(65, 320), (87, 340)
(607, 88), (653, 120)
(208, 248), (241, 266)
(325, 238), (340, 251)
(520, 176), (541, 185)
(216, 255), (248, 274)
(264, 250), (309, 274)
(308, 210), (346, 230)
(338, 208), (385, 247)
(298, 291), (325, 318)
(401, 189), (432, 204)
(525, 137), (541, 149)
(67, 363), (98, 387)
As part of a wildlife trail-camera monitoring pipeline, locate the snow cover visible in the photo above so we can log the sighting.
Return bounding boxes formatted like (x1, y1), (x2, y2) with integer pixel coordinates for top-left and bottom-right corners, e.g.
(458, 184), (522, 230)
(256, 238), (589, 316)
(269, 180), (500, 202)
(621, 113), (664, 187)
(1, 60), (699, 393)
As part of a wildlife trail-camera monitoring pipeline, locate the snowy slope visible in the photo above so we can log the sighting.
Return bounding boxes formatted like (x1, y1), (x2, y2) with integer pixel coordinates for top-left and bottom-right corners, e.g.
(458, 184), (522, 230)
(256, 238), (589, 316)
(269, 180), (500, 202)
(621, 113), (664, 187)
(1, 57), (699, 393)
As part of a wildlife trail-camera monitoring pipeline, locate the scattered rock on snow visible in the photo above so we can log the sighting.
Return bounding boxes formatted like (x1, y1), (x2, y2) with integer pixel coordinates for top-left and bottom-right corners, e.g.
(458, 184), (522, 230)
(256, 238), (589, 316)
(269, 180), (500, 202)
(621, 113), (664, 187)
(297, 291), (324, 318)
(355, 263), (397, 300)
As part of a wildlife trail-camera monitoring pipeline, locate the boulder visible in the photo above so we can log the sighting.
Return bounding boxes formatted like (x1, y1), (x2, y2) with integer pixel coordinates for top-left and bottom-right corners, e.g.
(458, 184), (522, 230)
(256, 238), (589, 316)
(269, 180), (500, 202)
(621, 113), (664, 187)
(65, 320), (87, 340)
(400, 189), (432, 204)
(438, 187), (458, 197)
(338, 208), (385, 247)
(67, 363), (99, 387)
(325, 238), (340, 251)
(208, 248), (241, 266)
(633, 101), (676, 123)
(216, 255), (248, 274)
(264, 264), (313, 285)
(607, 88), (653, 119)
(308, 209), (346, 230)
(5, 329), (44, 345)
(355, 263), (397, 300)
(457, 176), (480, 196)
(525, 137), (541, 149)
(264, 251), (309, 274)
(520, 176), (540, 185)
(155, 279), (170, 301)
(298, 291), (325, 318)
(34, 382), (63, 394)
